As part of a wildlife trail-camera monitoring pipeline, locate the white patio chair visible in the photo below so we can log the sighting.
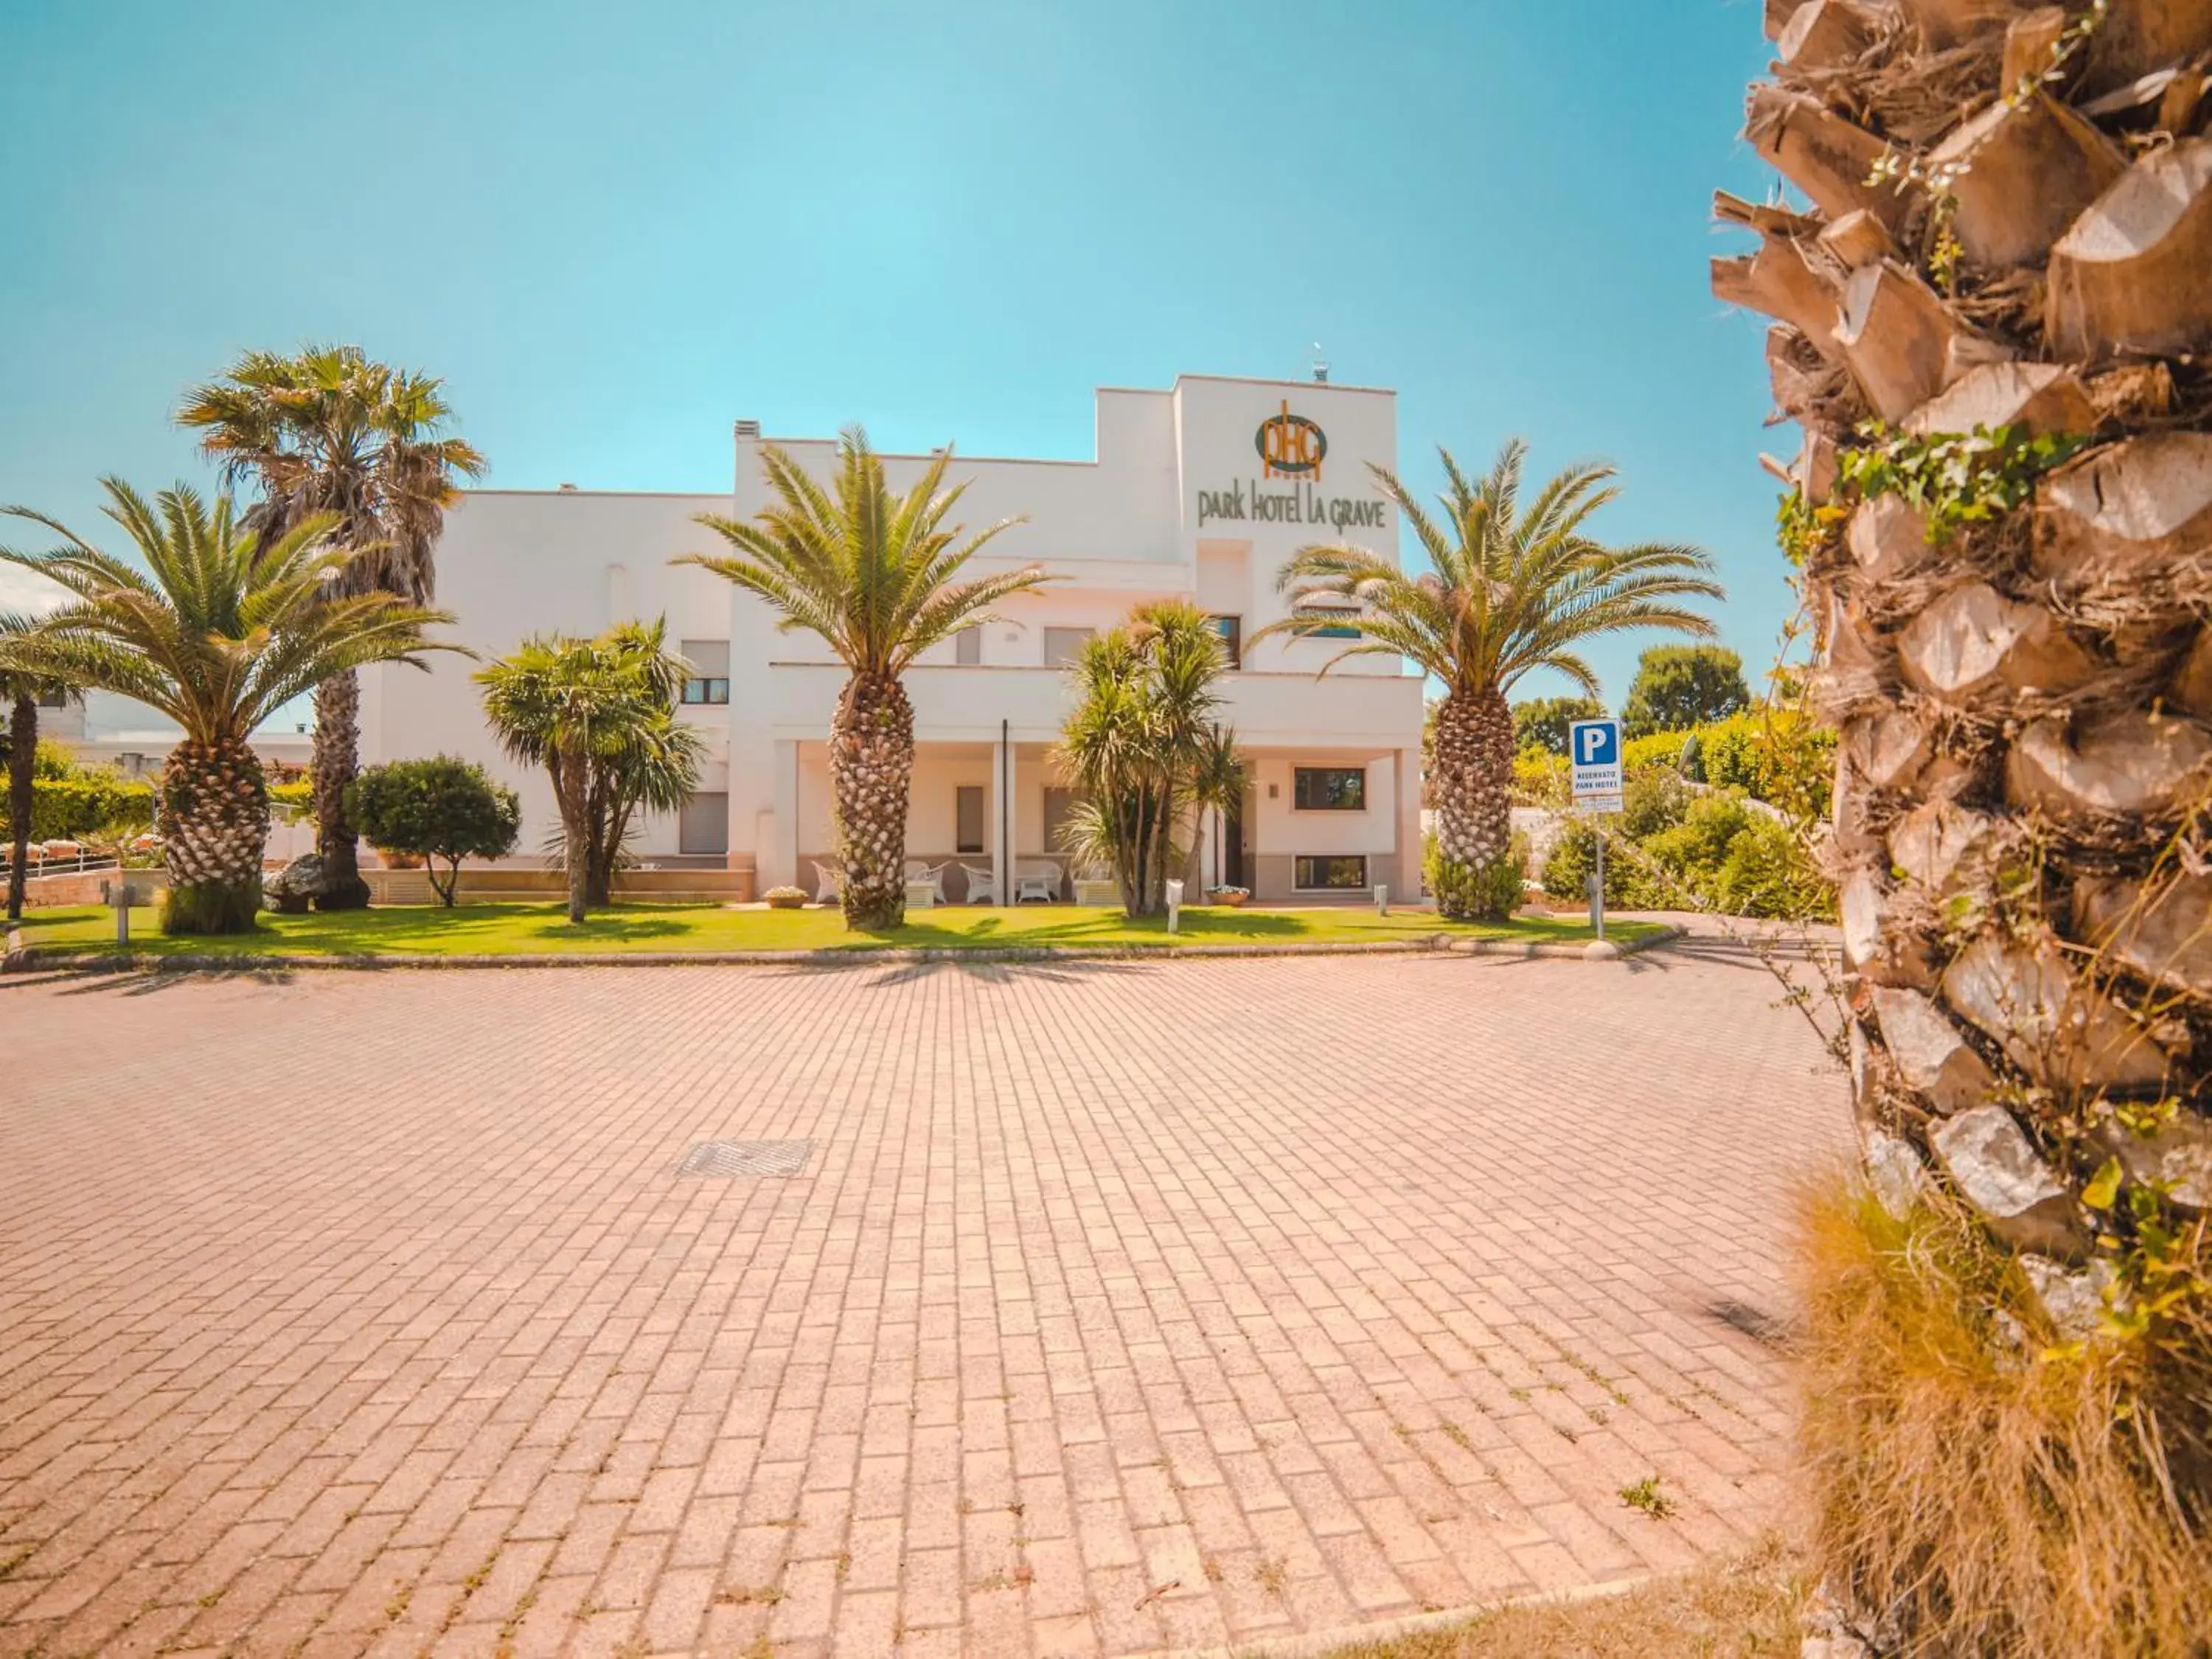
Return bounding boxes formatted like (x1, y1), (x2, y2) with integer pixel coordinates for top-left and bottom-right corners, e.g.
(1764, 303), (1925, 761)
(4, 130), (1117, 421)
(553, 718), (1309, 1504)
(813, 860), (842, 904)
(959, 862), (999, 905)
(1015, 859), (1063, 905)
(903, 859), (947, 905)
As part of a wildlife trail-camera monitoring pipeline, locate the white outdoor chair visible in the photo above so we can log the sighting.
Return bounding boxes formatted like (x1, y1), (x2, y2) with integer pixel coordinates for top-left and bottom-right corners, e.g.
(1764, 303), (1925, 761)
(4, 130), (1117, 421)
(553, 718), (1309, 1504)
(1015, 859), (1063, 905)
(959, 862), (999, 905)
(813, 860), (842, 904)
(903, 859), (947, 905)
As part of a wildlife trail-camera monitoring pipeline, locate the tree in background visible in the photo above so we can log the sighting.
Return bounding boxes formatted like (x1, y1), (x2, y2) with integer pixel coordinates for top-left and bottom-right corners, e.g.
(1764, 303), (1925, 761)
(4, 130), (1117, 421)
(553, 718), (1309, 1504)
(476, 622), (703, 924)
(0, 483), (451, 933)
(1618, 644), (1747, 738)
(681, 431), (1046, 928)
(344, 757), (521, 906)
(0, 611), (76, 922)
(180, 345), (485, 911)
(1511, 693), (1607, 756)
(1265, 439), (1721, 921)
(1715, 3), (2212, 1647)
(1055, 601), (1242, 917)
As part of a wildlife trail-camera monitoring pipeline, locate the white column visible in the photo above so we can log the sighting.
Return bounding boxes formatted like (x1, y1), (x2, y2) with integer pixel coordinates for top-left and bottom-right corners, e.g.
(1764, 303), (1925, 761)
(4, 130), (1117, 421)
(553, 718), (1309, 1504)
(767, 739), (799, 891)
(992, 736), (1011, 905)
(1396, 745), (1425, 898)
(1197, 805), (1219, 893)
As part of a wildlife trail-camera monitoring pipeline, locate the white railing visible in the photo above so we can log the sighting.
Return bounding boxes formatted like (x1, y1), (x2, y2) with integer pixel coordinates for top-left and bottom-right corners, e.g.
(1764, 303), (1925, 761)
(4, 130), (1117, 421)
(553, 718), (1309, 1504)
(0, 848), (123, 880)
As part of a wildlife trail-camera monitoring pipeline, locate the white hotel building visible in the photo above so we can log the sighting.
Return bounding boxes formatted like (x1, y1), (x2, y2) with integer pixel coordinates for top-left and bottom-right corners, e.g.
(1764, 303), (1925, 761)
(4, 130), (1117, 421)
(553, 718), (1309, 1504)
(352, 372), (1427, 904)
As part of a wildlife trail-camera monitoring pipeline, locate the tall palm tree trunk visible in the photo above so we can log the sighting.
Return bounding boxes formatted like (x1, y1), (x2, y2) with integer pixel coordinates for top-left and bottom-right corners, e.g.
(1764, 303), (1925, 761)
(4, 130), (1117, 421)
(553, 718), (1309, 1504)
(160, 735), (269, 935)
(6, 695), (35, 923)
(832, 671), (914, 931)
(554, 751), (591, 925)
(1430, 686), (1514, 921)
(310, 669), (372, 910)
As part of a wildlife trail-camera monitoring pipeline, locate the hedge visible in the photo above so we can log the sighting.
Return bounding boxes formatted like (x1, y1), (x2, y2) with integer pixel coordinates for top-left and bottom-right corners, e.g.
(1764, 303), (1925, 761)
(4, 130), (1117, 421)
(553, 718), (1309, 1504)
(0, 776), (158, 842)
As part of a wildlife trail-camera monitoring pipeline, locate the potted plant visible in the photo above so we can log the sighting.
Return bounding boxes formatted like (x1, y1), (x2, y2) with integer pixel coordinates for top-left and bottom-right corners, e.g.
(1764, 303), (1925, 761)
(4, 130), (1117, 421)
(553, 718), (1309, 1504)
(1206, 885), (1250, 908)
(764, 886), (807, 910)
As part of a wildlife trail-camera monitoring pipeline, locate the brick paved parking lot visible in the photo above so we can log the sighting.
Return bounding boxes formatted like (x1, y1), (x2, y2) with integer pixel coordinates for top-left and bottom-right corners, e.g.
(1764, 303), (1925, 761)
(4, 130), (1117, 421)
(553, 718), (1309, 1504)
(0, 942), (1848, 1659)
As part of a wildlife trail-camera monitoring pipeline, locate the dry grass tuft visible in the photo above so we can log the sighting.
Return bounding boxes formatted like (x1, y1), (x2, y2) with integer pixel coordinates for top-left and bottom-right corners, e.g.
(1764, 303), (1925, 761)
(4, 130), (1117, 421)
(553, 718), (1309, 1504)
(1315, 1537), (1803, 1659)
(1793, 1175), (2212, 1656)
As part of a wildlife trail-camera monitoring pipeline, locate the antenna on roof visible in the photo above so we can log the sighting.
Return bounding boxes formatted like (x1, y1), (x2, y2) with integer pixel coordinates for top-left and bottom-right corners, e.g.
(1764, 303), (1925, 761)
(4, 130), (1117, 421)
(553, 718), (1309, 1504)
(1311, 344), (1329, 384)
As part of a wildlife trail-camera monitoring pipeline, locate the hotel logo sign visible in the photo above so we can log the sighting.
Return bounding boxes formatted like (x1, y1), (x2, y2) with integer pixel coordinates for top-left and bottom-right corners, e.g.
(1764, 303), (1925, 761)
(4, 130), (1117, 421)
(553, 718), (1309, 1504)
(1197, 400), (1385, 532)
(1256, 401), (1326, 482)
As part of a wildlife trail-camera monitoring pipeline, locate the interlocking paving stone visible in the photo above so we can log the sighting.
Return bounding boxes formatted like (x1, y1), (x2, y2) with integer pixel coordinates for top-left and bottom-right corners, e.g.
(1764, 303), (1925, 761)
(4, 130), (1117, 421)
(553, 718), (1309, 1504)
(0, 935), (1848, 1657)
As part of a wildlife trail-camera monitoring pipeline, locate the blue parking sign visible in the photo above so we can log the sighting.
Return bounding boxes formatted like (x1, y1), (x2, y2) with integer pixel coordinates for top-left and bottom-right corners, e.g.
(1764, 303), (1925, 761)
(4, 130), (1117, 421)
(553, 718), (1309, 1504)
(1571, 719), (1620, 768)
(1568, 718), (1623, 810)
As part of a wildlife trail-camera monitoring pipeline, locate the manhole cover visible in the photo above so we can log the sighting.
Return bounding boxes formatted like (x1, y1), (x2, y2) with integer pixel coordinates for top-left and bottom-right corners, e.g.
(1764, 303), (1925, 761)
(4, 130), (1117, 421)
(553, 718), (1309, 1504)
(678, 1139), (814, 1178)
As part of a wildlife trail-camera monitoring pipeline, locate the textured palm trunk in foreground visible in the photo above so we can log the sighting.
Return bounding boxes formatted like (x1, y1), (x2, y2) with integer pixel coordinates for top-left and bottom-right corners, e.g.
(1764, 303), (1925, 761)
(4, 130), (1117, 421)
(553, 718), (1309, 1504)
(1717, 0), (2212, 1646)
(833, 672), (915, 930)
(160, 736), (271, 934)
(1429, 686), (1515, 919)
(310, 669), (372, 909)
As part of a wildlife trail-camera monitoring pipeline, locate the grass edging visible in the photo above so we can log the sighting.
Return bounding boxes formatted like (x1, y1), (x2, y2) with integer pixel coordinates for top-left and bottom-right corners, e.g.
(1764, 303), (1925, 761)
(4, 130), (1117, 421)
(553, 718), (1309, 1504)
(1144, 1573), (1654, 1659)
(3, 925), (1682, 975)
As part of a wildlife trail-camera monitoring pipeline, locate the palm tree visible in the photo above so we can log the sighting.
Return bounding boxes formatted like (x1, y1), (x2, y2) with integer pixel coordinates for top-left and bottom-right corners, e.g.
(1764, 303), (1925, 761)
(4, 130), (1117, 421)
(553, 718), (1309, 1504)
(1262, 439), (1722, 921)
(0, 611), (76, 922)
(1056, 601), (1242, 917)
(680, 429), (1048, 928)
(0, 482), (453, 933)
(476, 623), (703, 925)
(178, 344), (485, 910)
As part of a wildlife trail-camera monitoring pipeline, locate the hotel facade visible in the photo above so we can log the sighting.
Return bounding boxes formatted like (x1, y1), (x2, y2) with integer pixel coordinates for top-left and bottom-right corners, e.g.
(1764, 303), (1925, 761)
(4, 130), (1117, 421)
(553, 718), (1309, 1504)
(355, 372), (1427, 904)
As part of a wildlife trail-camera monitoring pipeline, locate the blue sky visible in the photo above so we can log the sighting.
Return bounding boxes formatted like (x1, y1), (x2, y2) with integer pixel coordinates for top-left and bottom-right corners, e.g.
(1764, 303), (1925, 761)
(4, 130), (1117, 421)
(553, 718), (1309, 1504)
(0, 0), (1785, 706)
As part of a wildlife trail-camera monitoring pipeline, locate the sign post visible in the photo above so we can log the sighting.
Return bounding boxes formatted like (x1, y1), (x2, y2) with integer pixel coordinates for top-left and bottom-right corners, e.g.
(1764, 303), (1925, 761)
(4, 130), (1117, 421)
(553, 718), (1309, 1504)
(1568, 718), (1623, 943)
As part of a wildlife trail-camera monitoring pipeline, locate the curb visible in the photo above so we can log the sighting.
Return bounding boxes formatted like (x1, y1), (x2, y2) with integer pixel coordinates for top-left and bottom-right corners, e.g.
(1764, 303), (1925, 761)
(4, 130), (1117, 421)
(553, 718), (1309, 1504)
(3, 925), (1683, 975)
(1142, 1573), (1653, 1659)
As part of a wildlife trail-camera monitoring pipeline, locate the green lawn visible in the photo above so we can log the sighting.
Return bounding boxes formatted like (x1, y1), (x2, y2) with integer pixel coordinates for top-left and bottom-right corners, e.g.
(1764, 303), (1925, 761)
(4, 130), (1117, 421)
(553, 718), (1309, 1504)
(9, 902), (1656, 959)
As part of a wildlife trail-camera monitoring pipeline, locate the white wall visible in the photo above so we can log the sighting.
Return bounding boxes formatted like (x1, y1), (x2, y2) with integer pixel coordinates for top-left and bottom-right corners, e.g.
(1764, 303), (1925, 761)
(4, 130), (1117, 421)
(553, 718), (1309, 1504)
(1247, 754), (1402, 859)
(361, 488), (734, 859)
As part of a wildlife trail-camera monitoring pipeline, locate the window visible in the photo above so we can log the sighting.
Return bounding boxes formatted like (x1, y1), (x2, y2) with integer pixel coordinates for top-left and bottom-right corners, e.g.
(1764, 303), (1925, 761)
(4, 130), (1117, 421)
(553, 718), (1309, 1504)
(1293, 602), (1362, 641)
(956, 785), (985, 854)
(955, 626), (982, 666)
(1043, 627), (1095, 667)
(679, 792), (729, 856)
(679, 639), (730, 706)
(1208, 614), (1242, 669)
(1293, 766), (1366, 811)
(1295, 855), (1369, 891)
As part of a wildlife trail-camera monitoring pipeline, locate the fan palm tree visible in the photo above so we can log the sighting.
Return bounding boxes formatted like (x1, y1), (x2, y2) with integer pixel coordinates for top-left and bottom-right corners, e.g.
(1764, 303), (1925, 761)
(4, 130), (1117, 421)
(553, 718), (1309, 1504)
(1262, 439), (1722, 921)
(476, 624), (703, 925)
(679, 429), (1048, 928)
(178, 344), (485, 910)
(0, 610), (76, 922)
(1056, 601), (1243, 917)
(0, 481), (453, 933)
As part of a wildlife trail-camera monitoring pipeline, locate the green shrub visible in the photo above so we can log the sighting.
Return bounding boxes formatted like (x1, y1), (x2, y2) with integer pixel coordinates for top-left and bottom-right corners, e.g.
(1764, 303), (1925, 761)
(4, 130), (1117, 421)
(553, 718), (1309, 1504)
(1540, 821), (1663, 908)
(268, 779), (315, 818)
(1512, 746), (1567, 806)
(1623, 729), (1694, 776)
(0, 775), (157, 842)
(1639, 793), (1833, 919)
(343, 757), (521, 905)
(1621, 769), (1691, 840)
(1427, 830), (1528, 922)
(1698, 710), (1835, 818)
